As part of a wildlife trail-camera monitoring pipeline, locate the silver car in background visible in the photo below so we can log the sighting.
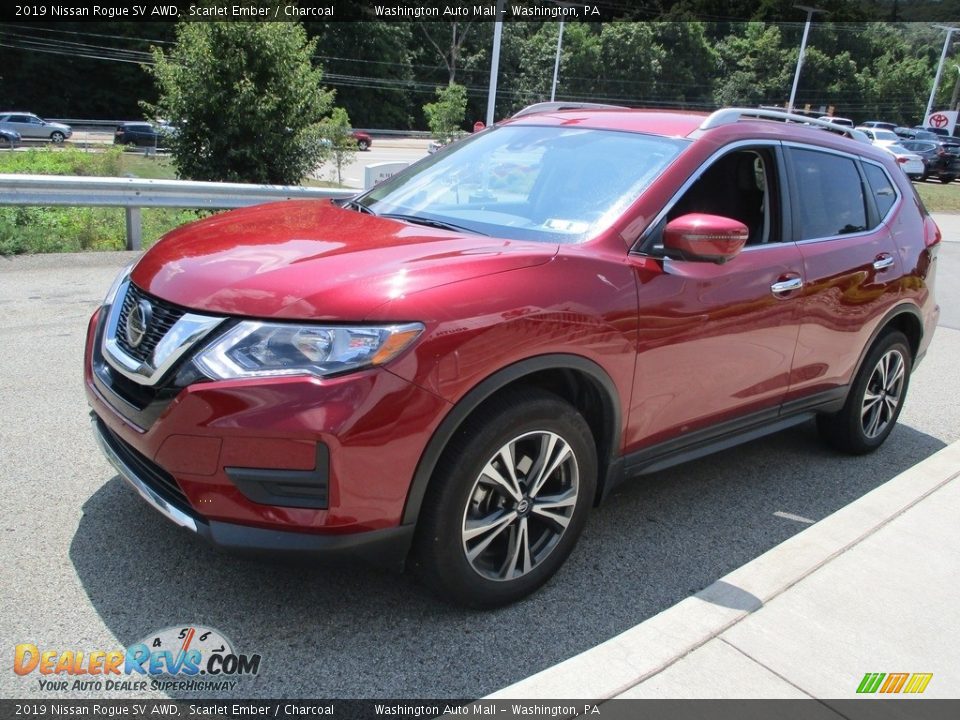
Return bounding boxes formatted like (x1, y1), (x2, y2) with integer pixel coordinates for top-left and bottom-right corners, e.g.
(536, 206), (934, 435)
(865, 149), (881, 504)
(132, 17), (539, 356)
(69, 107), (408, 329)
(0, 112), (72, 143)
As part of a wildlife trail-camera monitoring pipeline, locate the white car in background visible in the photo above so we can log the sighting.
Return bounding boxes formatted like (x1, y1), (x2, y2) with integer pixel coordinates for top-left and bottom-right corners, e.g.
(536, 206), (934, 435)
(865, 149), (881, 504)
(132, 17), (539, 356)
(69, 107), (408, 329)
(883, 143), (926, 181)
(856, 127), (900, 148)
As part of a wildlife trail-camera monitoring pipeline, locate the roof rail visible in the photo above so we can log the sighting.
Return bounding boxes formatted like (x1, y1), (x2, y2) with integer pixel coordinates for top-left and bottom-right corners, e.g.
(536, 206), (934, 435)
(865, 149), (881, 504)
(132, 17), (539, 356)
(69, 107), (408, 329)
(511, 101), (629, 119)
(699, 107), (869, 143)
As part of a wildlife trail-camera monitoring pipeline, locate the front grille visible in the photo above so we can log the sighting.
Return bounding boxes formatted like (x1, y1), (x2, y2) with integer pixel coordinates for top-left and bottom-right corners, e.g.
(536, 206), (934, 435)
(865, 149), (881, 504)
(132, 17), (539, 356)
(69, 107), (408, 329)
(97, 419), (191, 511)
(114, 283), (186, 363)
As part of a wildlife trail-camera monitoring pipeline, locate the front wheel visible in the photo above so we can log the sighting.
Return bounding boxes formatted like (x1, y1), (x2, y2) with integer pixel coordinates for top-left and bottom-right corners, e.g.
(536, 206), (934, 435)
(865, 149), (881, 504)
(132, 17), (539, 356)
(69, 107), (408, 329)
(356, 139), (369, 151)
(50, 131), (65, 144)
(412, 388), (597, 608)
(817, 331), (912, 454)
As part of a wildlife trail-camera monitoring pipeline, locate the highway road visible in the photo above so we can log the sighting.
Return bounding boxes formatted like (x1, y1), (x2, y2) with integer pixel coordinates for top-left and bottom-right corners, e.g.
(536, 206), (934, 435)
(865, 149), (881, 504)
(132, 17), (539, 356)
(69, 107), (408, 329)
(63, 130), (431, 190)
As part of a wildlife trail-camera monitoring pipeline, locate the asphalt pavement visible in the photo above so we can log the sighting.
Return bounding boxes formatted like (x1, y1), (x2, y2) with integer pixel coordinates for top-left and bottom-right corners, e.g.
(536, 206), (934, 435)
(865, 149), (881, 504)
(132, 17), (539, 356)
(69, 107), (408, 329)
(0, 216), (957, 701)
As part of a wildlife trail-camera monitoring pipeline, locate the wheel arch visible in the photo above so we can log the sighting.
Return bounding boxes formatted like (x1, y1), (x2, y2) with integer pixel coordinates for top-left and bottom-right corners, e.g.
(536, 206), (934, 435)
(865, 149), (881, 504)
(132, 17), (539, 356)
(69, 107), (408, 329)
(400, 354), (622, 527)
(849, 303), (923, 390)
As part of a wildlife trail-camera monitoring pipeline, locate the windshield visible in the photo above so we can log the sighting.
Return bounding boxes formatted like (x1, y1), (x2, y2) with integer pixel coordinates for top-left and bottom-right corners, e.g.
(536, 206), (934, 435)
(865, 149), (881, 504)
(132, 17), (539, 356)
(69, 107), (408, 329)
(357, 125), (688, 243)
(873, 130), (898, 141)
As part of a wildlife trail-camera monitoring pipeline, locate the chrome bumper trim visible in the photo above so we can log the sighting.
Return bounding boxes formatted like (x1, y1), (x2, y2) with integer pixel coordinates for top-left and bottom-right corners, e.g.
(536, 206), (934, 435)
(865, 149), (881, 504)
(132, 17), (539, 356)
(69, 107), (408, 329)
(91, 417), (198, 533)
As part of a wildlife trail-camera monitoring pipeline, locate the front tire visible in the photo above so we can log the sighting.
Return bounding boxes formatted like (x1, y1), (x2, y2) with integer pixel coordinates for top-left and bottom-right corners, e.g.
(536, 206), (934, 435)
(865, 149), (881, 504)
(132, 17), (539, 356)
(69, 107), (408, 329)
(412, 388), (597, 608)
(50, 131), (65, 144)
(817, 331), (912, 454)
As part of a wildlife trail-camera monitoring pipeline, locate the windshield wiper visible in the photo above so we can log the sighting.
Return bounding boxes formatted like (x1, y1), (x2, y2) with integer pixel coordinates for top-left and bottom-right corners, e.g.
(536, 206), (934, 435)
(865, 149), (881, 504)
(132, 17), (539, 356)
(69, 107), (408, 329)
(380, 213), (488, 236)
(339, 198), (377, 215)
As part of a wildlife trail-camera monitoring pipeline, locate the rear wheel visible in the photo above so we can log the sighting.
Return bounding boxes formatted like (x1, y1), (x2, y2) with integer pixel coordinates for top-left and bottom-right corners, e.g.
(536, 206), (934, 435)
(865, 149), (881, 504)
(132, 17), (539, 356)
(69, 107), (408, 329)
(817, 331), (911, 454)
(939, 175), (956, 184)
(412, 388), (597, 608)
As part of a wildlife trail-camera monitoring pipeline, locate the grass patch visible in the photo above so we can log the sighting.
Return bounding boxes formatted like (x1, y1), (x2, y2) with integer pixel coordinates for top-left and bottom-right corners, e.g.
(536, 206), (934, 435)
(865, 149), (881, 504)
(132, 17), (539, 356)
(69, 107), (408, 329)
(0, 146), (201, 255)
(914, 180), (960, 214)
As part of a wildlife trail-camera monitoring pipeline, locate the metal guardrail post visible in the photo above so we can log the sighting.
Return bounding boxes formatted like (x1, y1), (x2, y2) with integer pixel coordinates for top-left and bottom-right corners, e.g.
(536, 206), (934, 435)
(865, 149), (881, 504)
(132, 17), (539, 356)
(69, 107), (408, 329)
(125, 207), (142, 251)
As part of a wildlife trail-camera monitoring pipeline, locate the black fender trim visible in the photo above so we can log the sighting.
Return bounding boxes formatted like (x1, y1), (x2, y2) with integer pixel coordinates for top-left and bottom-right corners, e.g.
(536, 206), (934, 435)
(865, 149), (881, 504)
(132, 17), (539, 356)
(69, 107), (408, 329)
(400, 354), (622, 527)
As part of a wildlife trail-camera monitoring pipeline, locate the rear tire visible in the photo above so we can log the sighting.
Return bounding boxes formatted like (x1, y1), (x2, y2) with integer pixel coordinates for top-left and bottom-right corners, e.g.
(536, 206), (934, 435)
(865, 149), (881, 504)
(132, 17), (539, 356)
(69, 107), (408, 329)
(939, 175), (955, 184)
(817, 331), (911, 455)
(412, 388), (597, 608)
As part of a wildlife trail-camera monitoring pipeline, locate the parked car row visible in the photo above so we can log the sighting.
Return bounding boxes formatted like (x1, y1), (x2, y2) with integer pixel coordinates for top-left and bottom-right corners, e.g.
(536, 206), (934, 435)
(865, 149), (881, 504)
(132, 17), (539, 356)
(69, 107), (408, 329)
(856, 122), (960, 183)
(0, 112), (72, 143)
(899, 139), (960, 183)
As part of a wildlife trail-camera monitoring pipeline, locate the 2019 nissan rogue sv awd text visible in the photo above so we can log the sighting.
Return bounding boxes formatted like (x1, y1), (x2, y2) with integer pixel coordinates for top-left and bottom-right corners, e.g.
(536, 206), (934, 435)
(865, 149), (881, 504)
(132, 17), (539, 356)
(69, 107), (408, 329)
(86, 106), (940, 607)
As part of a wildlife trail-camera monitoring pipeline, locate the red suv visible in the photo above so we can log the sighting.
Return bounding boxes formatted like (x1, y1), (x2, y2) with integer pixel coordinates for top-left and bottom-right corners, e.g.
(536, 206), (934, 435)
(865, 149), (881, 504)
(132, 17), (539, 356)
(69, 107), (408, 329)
(85, 107), (940, 607)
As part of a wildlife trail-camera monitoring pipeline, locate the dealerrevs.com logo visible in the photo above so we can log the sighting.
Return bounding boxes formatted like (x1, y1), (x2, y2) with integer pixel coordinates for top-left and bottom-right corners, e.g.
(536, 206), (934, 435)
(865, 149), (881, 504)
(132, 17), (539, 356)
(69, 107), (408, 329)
(14, 625), (261, 693)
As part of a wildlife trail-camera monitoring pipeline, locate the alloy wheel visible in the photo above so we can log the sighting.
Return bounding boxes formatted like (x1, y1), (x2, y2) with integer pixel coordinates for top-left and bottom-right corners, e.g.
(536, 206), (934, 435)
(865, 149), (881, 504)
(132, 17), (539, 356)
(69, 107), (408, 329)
(861, 348), (905, 439)
(461, 430), (579, 582)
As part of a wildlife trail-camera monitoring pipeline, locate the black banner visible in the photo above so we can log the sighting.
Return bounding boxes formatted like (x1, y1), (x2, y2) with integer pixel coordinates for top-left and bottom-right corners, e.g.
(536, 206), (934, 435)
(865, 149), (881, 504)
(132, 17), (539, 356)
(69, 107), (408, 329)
(0, 0), (944, 24)
(3, 699), (960, 720)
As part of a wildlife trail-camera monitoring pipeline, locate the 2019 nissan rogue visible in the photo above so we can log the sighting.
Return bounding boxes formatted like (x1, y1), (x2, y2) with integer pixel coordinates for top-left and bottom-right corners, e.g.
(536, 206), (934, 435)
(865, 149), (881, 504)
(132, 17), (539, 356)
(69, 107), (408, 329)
(85, 106), (940, 607)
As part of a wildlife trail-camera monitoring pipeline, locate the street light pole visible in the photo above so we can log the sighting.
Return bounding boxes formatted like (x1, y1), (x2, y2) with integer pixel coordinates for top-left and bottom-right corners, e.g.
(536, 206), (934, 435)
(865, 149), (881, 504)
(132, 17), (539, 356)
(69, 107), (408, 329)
(550, 20), (565, 102)
(485, 0), (505, 127)
(787, 5), (825, 114)
(924, 25), (958, 125)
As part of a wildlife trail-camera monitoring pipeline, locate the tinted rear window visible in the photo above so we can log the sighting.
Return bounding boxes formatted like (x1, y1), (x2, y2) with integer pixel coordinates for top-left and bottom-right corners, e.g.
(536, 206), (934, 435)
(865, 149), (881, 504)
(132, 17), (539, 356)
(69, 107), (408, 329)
(863, 163), (898, 219)
(790, 148), (867, 239)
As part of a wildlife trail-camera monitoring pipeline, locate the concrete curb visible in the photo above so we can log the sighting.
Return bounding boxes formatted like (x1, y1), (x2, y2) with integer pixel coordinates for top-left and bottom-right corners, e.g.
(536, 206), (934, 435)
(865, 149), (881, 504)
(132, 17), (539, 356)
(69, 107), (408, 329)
(487, 439), (960, 699)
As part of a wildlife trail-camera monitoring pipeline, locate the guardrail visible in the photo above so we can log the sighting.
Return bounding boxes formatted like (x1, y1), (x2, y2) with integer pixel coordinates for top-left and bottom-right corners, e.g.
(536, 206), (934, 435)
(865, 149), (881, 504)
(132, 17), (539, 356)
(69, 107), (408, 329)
(48, 120), (433, 138)
(0, 174), (354, 250)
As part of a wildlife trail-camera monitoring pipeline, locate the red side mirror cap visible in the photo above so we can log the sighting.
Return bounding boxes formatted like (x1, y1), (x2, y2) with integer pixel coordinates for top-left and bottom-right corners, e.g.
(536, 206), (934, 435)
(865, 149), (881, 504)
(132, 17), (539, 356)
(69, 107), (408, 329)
(663, 213), (748, 264)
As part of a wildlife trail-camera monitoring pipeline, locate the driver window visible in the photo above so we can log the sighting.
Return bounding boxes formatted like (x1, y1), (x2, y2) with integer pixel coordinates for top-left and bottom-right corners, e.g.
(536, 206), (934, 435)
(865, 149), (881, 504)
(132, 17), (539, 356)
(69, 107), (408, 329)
(644, 148), (779, 253)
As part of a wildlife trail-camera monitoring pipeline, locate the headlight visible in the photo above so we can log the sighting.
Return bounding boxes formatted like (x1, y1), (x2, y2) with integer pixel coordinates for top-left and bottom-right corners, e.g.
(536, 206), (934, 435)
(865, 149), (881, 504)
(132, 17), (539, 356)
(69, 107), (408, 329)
(194, 322), (424, 380)
(103, 262), (135, 306)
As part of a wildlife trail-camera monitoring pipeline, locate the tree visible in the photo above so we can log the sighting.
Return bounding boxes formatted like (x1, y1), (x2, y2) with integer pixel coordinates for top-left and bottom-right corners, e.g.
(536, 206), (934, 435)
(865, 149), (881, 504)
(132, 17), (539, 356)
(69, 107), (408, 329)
(420, 22), (479, 85)
(304, 21), (415, 128)
(423, 83), (468, 143)
(319, 107), (357, 186)
(713, 23), (794, 107)
(144, 22), (334, 184)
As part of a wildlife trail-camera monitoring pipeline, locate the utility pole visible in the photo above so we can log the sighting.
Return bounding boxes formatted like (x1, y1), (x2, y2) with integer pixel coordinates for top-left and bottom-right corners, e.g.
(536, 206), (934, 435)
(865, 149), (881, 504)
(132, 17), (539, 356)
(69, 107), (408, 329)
(788, 6), (825, 114)
(485, 0), (505, 126)
(551, 20), (565, 102)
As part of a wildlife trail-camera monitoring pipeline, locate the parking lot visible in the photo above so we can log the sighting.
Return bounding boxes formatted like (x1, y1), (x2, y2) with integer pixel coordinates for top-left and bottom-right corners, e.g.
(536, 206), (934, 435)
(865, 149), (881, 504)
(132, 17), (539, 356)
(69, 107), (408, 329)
(0, 238), (958, 700)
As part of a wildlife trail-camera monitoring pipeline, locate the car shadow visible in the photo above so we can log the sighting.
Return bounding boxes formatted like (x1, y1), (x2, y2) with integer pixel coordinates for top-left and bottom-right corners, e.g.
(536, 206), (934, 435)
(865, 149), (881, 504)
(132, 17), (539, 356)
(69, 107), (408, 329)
(69, 420), (944, 699)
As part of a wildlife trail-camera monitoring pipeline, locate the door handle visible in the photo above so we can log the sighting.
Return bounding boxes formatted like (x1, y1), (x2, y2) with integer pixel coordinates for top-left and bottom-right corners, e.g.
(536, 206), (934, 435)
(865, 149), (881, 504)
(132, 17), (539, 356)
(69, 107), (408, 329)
(771, 277), (803, 294)
(873, 254), (895, 271)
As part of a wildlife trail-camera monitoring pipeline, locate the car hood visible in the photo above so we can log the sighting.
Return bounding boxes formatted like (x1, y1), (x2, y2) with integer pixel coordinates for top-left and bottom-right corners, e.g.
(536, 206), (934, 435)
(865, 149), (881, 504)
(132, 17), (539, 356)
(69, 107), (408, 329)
(131, 200), (558, 320)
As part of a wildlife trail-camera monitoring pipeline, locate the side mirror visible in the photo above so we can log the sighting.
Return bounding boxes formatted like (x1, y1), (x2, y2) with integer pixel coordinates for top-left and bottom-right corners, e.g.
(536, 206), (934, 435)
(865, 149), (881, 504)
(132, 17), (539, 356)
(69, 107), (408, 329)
(663, 213), (748, 264)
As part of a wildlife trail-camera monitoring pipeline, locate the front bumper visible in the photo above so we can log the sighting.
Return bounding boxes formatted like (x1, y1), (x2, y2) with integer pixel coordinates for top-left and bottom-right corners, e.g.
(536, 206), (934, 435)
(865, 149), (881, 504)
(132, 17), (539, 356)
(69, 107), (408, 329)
(91, 414), (415, 568)
(84, 297), (450, 566)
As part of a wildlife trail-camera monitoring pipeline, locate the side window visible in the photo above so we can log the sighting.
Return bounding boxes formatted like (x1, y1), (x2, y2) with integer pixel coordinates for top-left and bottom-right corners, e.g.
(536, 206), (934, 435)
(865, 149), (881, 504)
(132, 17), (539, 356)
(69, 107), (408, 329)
(789, 148), (867, 240)
(862, 163), (898, 219)
(643, 147), (780, 252)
